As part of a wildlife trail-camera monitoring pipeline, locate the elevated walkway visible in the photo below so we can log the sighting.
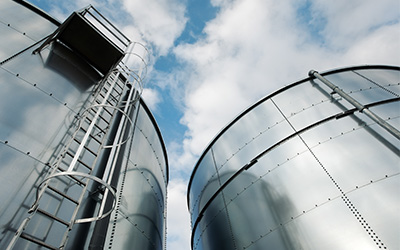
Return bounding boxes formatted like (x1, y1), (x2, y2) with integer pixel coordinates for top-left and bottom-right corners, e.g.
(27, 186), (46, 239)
(34, 5), (130, 75)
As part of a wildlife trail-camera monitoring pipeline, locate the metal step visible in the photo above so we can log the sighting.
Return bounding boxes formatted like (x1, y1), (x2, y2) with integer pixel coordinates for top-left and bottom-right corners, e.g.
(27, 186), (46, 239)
(72, 138), (98, 157)
(80, 127), (102, 144)
(94, 100), (114, 116)
(36, 208), (70, 227)
(105, 77), (124, 91)
(56, 166), (87, 186)
(84, 117), (108, 134)
(103, 86), (123, 96)
(20, 233), (58, 250)
(87, 109), (112, 124)
(99, 92), (119, 105)
(65, 151), (93, 170)
(47, 185), (79, 205)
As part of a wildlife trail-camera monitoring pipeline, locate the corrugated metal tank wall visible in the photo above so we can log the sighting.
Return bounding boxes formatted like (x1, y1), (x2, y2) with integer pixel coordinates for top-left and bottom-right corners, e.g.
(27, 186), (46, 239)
(188, 66), (400, 250)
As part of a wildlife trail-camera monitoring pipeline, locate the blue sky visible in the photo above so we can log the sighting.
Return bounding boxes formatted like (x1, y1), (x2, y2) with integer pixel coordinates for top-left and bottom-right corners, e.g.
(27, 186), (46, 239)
(26, 0), (400, 249)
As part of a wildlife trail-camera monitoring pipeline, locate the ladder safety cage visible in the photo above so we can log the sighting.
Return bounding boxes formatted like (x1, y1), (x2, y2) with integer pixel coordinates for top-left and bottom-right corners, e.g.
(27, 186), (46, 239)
(122, 41), (151, 83)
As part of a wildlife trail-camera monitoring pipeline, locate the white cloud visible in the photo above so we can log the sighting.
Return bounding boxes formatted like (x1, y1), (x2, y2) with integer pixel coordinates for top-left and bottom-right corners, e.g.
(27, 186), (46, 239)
(122, 0), (188, 55)
(310, 0), (400, 50)
(167, 178), (191, 250)
(167, 141), (196, 177)
(343, 23), (400, 65)
(147, 69), (187, 110)
(141, 88), (162, 112)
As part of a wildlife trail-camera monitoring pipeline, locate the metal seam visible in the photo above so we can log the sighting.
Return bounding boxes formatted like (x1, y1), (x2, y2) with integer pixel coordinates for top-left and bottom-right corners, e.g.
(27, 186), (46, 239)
(352, 70), (400, 98)
(272, 98), (387, 249)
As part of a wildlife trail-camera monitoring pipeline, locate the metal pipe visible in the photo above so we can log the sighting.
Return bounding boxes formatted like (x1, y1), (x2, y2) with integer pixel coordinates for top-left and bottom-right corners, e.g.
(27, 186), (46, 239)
(309, 70), (400, 140)
(98, 83), (136, 217)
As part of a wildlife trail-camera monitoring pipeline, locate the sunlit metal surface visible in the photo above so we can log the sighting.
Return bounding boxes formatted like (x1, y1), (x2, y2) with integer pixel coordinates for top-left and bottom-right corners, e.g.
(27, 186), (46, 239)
(188, 65), (400, 250)
(0, 1), (168, 249)
(0, 1), (58, 63)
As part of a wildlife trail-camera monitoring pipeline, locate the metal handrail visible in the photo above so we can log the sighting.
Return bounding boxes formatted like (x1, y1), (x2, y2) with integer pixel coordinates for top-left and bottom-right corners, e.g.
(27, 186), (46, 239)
(309, 70), (400, 140)
(79, 5), (130, 51)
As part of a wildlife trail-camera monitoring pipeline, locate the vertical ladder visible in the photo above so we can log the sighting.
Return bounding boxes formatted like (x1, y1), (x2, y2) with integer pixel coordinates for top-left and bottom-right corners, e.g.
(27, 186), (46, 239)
(6, 67), (136, 250)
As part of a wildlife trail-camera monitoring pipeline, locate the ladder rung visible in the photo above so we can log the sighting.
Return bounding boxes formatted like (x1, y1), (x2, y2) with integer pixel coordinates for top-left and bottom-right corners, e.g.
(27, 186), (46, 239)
(20, 232), (57, 250)
(94, 109), (112, 124)
(115, 80), (125, 89)
(99, 92), (120, 104)
(65, 151), (93, 170)
(90, 110), (111, 124)
(80, 128), (102, 144)
(94, 100), (113, 116)
(56, 166), (87, 186)
(114, 88), (123, 95)
(93, 122), (107, 135)
(107, 77), (125, 89)
(109, 92), (121, 103)
(36, 208), (70, 226)
(84, 118), (108, 135)
(105, 97), (119, 107)
(47, 186), (79, 205)
(72, 138), (98, 157)
(103, 86), (123, 96)
(109, 90), (121, 100)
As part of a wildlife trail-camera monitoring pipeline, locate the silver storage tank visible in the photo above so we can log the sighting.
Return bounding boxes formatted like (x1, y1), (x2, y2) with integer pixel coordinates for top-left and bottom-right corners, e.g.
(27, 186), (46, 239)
(188, 65), (399, 250)
(0, 1), (168, 249)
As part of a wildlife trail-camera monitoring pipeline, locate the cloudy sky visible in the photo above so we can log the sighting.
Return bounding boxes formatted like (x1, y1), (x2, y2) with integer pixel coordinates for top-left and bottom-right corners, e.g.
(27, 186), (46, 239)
(28, 0), (400, 248)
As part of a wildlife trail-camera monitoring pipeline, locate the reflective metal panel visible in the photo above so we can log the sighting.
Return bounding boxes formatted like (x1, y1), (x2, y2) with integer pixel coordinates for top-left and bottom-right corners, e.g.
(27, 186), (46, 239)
(188, 65), (400, 250)
(369, 102), (400, 131)
(0, 0), (57, 62)
(0, 11), (97, 247)
(0, 47), (93, 162)
(353, 68), (400, 97)
(0, 24), (34, 62)
(246, 140), (341, 217)
(189, 150), (217, 219)
(285, 198), (375, 250)
(212, 99), (294, 180)
(0, 1), (57, 41)
(323, 71), (398, 105)
(271, 83), (343, 130)
(105, 161), (163, 250)
(346, 175), (400, 250)
(135, 104), (168, 184)
(304, 115), (399, 192)
(193, 193), (235, 250)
